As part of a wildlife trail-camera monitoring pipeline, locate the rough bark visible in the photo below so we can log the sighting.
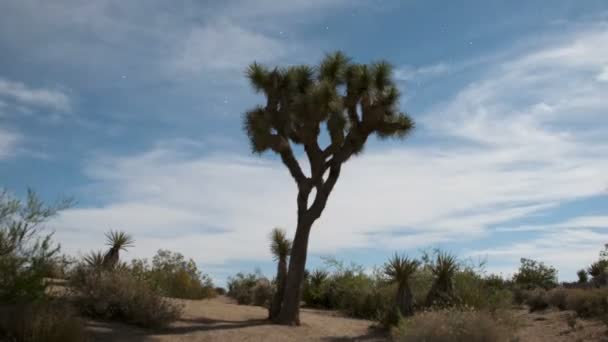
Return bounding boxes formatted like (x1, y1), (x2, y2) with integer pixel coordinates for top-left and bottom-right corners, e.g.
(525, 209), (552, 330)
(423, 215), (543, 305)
(276, 215), (314, 325)
(396, 283), (414, 317)
(269, 258), (287, 320)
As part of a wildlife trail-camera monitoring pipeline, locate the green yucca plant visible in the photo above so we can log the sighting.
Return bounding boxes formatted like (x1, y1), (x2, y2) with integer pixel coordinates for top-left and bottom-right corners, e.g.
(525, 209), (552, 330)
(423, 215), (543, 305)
(268, 228), (292, 320)
(83, 250), (105, 269)
(384, 253), (419, 317)
(102, 230), (134, 270)
(426, 251), (460, 307)
(310, 269), (329, 287)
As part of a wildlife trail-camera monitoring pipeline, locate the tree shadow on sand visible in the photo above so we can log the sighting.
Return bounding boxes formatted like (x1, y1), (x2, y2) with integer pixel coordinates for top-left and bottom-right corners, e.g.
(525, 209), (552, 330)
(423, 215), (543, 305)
(87, 317), (271, 341)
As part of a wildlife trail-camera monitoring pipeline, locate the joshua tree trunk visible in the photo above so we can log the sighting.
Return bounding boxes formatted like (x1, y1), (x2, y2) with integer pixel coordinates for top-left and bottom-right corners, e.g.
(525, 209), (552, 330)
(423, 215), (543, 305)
(396, 283), (414, 317)
(276, 216), (314, 325)
(269, 257), (288, 320)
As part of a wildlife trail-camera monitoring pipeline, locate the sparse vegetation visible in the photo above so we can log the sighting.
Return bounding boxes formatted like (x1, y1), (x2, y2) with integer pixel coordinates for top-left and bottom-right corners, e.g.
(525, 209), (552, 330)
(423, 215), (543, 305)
(393, 309), (518, 342)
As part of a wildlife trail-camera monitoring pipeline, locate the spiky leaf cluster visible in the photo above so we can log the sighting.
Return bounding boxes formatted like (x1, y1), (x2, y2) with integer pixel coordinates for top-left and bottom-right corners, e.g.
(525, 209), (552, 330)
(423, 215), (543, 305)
(270, 228), (292, 261)
(383, 253), (419, 287)
(105, 230), (135, 252)
(430, 252), (458, 286)
(84, 250), (105, 269)
(244, 51), (414, 157)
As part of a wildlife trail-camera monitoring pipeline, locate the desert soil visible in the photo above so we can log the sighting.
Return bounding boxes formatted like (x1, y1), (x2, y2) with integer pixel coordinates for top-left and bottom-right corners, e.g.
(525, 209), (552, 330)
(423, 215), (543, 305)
(85, 296), (608, 341)
(86, 296), (386, 342)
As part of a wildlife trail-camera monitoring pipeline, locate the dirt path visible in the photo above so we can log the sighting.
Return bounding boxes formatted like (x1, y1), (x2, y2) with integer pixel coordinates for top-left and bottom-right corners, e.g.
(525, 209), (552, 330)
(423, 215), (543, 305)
(86, 296), (386, 342)
(513, 308), (608, 342)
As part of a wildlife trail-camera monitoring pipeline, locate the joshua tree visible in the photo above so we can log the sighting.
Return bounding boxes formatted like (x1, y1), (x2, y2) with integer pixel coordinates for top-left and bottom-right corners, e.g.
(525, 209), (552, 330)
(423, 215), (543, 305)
(243, 51), (414, 325)
(384, 253), (419, 317)
(269, 228), (292, 320)
(425, 251), (459, 307)
(102, 230), (134, 270)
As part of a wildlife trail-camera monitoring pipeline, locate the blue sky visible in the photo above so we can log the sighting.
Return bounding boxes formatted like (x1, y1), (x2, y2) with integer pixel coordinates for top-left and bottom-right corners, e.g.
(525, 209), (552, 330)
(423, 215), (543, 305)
(1, 0), (608, 285)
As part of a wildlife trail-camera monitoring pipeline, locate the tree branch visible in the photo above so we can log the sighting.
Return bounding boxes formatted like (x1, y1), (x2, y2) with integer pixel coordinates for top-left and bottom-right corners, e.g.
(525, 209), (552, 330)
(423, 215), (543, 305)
(270, 135), (307, 184)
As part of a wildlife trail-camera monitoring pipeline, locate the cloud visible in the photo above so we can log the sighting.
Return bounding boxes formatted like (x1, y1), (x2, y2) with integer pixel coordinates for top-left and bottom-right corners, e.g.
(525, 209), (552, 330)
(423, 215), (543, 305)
(49, 22), (608, 282)
(170, 21), (286, 74)
(497, 215), (608, 232)
(0, 78), (71, 112)
(395, 63), (451, 81)
(0, 128), (20, 159)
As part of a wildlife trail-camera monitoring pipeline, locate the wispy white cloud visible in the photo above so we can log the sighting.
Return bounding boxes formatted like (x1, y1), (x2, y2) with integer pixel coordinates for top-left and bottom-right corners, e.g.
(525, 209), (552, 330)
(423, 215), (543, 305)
(395, 63), (451, 81)
(170, 21), (287, 74)
(49, 21), (608, 281)
(0, 78), (71, 112)
(0, 128), (20, 160)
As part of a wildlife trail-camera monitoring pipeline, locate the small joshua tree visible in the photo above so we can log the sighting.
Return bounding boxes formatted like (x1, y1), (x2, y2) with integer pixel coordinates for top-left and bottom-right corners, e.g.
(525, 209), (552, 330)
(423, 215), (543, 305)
(384, 253), (419, 317)
(102, 230), (134, 270)
(269, 228), (292, 320)
(425, 251), (459, 307)
(243, 51), (414, 325)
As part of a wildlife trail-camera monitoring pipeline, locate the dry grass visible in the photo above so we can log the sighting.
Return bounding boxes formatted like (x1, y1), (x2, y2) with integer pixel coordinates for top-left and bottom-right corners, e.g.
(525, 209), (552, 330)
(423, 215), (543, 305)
(0, 301), (87, 342)
(393, 309), (518, 342)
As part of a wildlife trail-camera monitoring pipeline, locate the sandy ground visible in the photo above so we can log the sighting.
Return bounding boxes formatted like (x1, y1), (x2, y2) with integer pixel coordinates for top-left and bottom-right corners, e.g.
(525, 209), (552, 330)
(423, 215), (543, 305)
(86, 296), (386, 342)
(513, 308), (608, 342)
(84, 296), (608, 341)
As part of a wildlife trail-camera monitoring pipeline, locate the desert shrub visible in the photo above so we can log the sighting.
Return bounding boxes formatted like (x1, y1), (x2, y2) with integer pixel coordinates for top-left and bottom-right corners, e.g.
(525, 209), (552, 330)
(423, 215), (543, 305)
(577, 269), (589, 284)
(564, 288), (608, 318)
(393, 309), (517, 342)
(71, 269), (181, 328)
(524, 289), (549, 312)
(0, 190), (71, 303)
(145, 250), (215, 299)
(227, 271), (269, 306)
(252, 278), (273, 307)
(0, 301), (86, 342)
(320, 258), (391, 320)
(454, 271), (512, 312)
(513, 258), (558, 290)
(546, 288), (568, 310)
(302, 269), (331, 308)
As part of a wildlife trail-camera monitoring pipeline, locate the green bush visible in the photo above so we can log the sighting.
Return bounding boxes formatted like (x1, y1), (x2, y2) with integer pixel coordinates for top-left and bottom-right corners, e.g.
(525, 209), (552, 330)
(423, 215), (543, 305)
(137, 250), (216, 300)
(227, 271), (270, 306)
(0, 301), (86, 342)
(513, 258), (558, 290)
(0, 190), (71, 303)
(71, 269), (182, 328)
(453, 271), (512, 312)
(393, 309), (517, 342)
